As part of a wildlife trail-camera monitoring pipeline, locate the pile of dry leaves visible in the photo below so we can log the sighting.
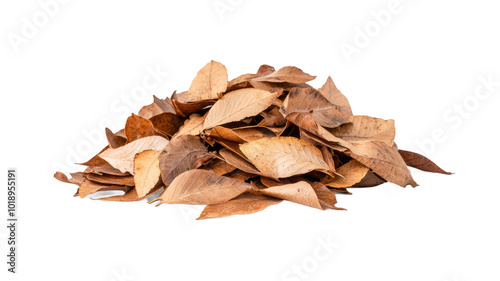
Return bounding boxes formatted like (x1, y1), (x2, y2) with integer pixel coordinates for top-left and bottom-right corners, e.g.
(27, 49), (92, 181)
(55, 61), (450, 219)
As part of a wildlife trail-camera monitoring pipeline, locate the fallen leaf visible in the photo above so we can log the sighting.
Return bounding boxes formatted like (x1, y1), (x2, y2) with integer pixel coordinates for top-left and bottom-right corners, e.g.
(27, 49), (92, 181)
(187, 60), (228, 101)
(134, 150), (162, 197)
(197, 193), (282, 220)
(125, 114), (158, 142)
(399, 149), (452, 174)
(155, 170), (251, 205)
(240, 136), (331, 179)
(203, 88), (278, 130)
(99, 136), (169, 174)
(159, 135), (216, 186)
(252, 66), (315, 84)
(324, 160), (370, 188)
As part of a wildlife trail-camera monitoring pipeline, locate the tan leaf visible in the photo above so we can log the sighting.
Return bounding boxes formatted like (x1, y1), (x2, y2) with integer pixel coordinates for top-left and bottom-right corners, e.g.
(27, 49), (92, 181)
(197, 193), (282, 220)
(208, 126), (277, 143)
(134, 150), (162, 197)
(252, 66), (315, 83)
(172, 113), (207, 139)
(219, 148), (276, 179)
(77, 179), (128, 199)
(324, 160), (370, 188)
(155, 170), (251, 205)
(259, 181), (337, 210)
(85, 173), (135, 186)
(105, 128), (126, 149)
(98, 186), (164, 202)
(159, 135), (216, 186)
(99, 136), (169, 174)
(84, 165), (130, 176)
(327, 115), (395, 147)
(240, 136), (330, 178)
(172, 99), (215, 117)
(203, 88), (278, 130)
(187, 60), (228, 101)
(347, 142), (417, 187)
(318, 76), (353, 118)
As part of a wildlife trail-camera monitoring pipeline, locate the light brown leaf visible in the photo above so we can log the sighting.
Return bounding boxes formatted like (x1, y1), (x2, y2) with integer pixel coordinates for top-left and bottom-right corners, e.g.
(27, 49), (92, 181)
(328, 115), (395, 147)
(159, 135), (216, 186)
(134, 150), (162, 197)
(85, 173), (135, 186)
(258, 181), (327, 210)
(138, 95), (176, 119)
(240, 136), (330, 178)
(187, 60), (228, 101)
(219, 148), (276, 179)
(203, 88), (278, 130)
(155, 170), (251, 205)
(208, 126), (277, 143)
(78, 179), (128, 199)
(98, 186), (164, 202)
(324, 160), (370, 188)
(318, 76), (353, 118)
(149, 112), (184, 136)
(99, 136), (169, 174)
(252, 66), (315, 84)
(105, 128), (126, 149)
(197, 193), (282, 220)
(172, 113), (207, 139)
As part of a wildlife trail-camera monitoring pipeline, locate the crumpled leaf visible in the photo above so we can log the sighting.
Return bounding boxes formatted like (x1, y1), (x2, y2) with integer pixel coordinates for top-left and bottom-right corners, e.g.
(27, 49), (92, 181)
(324, 160), (370, 188)
(252, 66), (315, 84)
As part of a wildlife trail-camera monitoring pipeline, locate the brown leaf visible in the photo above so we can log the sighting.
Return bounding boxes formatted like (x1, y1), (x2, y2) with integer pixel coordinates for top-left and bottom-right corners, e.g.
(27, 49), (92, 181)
(197, 193), (282, 220)
(328, 115), (395, 147)
(172, 99), (215, 117)
(77, 179), (128, 198)
(252, 66), (316, 84)
(203, 88), (278, 130)
(84, 165), (130, 176)
(208, 126), (277, 143)
(85, 173), (135, 186)
(54, 171), (83, 185)
(159, 135), (216, 186)
(240, 136), (330, 178)
(202, 159), (237, 176)
(134, 150), (162, 197)
(105, 128), (126, 148)
(318, 76), (353, 118)
(258, 107), (287, 127)
(149, 112), (184, 136)
(99, 136), (169, 174)
(398, 150), (452, 175)
(155, 170), (251, 205)
(98, 186), (164, 202)
(187, 60), (228, 101)
(353, 171), (386, 187)
(347, 141), (417, 187)
(138, 95), (176, 119)
(125, 114), (158, 142)
(282, 87), (350, 128)
(172, 112), (207, 139)
(324, 160), (370, 188)
(219, 148), (276, 179)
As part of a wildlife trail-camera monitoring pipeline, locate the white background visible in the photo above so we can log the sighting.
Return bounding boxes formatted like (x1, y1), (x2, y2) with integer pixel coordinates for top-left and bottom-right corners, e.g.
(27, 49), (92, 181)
(1, 0), (500, 280)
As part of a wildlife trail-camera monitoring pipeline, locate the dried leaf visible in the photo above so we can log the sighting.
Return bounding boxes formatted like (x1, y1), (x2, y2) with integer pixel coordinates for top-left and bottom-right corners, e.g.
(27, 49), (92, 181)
(324, 160), (370, 188)
(134, 150), (162, 197)
(138, 95), (176, 119)
(203, 88), (278, 130)
(78, 179), (128, 199)
(399, 150), (452, 175)
(159, 135), (215, 186)
(240, 136), (330, 178)
(187, 60), (228, 101)
(252, 66), (315, 84)
(149, 112), (184, 136)
(197, 193), (282, 220)
(85, 173), (135, 186)
(318, 76), (353, 118)
(99, 136), (169, 174)
(125, 114), (158, 142)
(328, 115), (395, 147)
(155, 170), (250, 205)
(98, 186), (163, 202)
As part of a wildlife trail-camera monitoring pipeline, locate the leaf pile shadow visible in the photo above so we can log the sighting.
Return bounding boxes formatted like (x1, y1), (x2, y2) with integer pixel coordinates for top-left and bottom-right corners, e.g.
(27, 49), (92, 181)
(55, 61), (451, 220)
